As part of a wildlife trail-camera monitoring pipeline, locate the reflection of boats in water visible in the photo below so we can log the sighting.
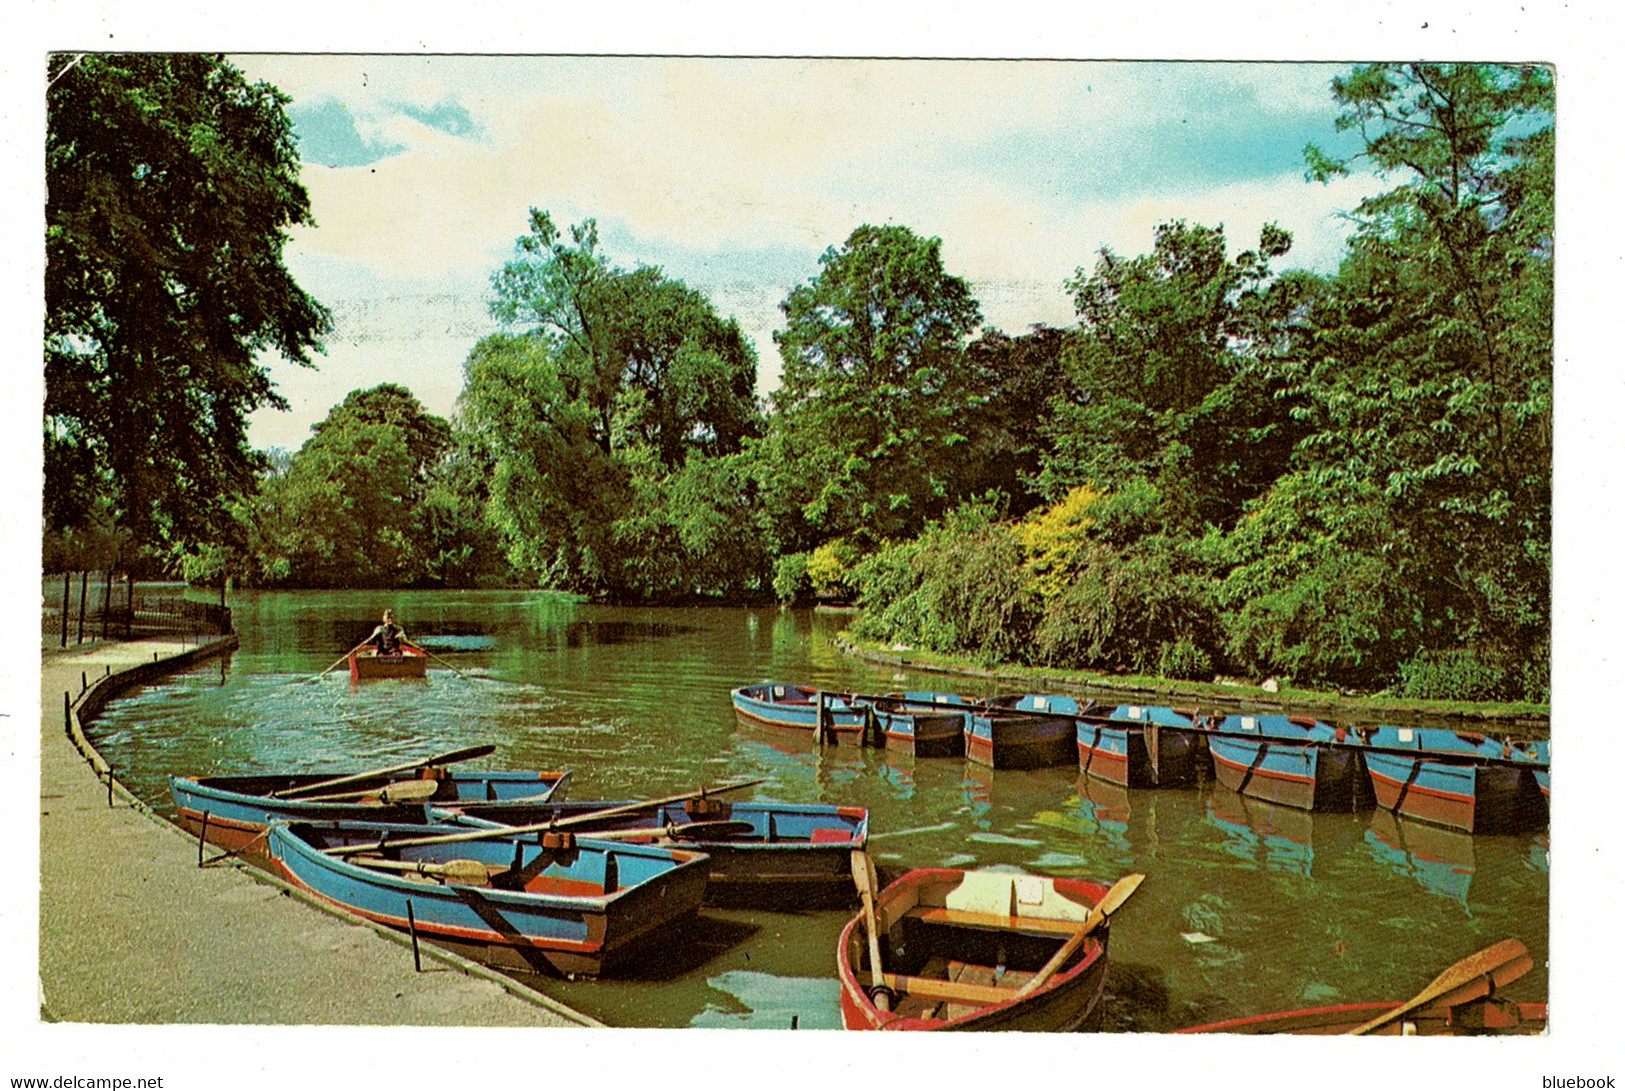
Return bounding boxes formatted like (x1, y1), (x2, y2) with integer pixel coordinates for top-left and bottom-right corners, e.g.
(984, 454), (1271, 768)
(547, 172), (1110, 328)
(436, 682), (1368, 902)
(1205, 787), (1324, 877)
(1075, 774), (1132, 827)
(1365, 808), (1476, 903)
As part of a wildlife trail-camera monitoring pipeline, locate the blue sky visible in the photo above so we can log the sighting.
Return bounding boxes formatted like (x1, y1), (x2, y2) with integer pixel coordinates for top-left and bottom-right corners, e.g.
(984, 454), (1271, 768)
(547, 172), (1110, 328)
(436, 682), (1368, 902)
(232, 57), (1383, 451)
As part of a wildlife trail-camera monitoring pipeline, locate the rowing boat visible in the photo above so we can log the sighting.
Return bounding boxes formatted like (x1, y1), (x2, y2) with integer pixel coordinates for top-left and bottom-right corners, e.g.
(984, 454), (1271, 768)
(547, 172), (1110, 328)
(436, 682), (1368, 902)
(349, 644), (429, 680)
(1206, 713), (1370, 812)
(170, 767), (571, 856)
(869, 692), (977, 757)
(267, 819), (710, 978)
(730, 683), (870, 742)
(436, 797), (869, 907)
(1074, 703), (1204, 787)
(837, 868), (1115, 1031)
(968, 694), (1082, 769)
(1363, 726), (1548, 833)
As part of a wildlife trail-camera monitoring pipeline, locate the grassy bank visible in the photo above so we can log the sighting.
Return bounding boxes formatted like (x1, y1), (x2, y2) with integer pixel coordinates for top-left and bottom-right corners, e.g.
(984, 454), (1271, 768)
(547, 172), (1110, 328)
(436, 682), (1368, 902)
(834, 633), (1551, 736)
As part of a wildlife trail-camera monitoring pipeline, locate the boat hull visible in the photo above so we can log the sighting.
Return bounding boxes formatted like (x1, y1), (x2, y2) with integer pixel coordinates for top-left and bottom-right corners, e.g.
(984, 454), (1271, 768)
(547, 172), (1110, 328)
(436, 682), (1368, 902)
(837, 868), (1111, 1031)
(966, 712), (1076, 769)
(875, 707), (969, 757)
(170, 769), (570, 856)
(1076, 717), (1203, 787)
(1366, 752), (1546, 834)
(1208, 734), (1368, 812)
(437, 798), (869, 907)
(730, 684), (870, 743)
(268, 820), (709, 978)
(349, 647), (429, 681)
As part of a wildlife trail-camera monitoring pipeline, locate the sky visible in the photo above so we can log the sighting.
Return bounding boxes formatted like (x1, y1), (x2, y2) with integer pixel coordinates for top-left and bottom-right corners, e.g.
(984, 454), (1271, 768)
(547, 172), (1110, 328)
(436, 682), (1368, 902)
(234, 56), (1383, 452)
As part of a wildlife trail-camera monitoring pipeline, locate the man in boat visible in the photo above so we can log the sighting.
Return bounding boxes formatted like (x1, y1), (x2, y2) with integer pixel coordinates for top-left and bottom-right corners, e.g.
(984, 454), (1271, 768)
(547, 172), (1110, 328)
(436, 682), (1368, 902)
(366, 609), (408, 658)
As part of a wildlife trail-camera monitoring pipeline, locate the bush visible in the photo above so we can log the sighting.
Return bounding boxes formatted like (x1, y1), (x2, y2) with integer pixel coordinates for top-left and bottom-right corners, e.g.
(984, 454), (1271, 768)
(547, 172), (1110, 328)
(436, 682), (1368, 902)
(806, 539), (860, 601)
(1398, 649), (1510, 702)
(772, 552), (811, 603)
(1158, 636), (1214, 681)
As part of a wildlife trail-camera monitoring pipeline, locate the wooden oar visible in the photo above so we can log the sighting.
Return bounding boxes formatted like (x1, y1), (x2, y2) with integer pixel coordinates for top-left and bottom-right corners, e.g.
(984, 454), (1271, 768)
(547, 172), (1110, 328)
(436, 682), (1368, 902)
(269, 744), (498, 800)
(571, 820), (757, 842)
(307, 640), (372, 684)
(1011, 872), (1145, 1000)
(295, 779), (443, 805)
(323, 779), (768, 856)
(850, 849), (891, 1012)
(405, 641), (472, 680)
(1348, 938), (1532, 1035)
(350, 856), (506, 885)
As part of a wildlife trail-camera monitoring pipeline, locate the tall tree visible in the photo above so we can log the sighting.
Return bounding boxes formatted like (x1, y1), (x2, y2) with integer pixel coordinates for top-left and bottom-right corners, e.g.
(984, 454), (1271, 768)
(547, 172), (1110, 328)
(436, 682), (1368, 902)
(765, 224), (984, 551)
(1282, 63), (1554, 697)
(1040, 220), (1307, 531)
(45, 53), (329, 556)
(465, 210), (766, 600)
(249, 385), (463, 588)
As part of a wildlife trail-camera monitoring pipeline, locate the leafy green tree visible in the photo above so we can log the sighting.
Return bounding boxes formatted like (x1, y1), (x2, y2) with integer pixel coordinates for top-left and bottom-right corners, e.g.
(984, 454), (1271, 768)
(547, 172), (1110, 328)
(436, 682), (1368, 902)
(765, 224), (984, 552)
(1288, 63), (1554, 697)
(464, 211), (765, 600)
(45, 53), (329, 557)
(249, 385), (462, 587)
(1040, 221), (1308, 531)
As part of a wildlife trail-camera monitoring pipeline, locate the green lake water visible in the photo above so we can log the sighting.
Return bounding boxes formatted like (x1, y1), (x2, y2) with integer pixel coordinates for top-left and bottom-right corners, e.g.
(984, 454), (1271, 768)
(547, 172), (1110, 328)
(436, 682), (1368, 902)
(83, 589), (1550, 1030)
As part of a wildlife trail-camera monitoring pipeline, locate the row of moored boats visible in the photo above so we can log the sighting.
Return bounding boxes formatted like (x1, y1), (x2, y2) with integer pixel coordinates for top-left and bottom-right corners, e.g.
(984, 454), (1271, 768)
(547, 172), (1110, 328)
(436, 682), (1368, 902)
(160, 671), (1546, 1032)
(732, 684), (1551, 836)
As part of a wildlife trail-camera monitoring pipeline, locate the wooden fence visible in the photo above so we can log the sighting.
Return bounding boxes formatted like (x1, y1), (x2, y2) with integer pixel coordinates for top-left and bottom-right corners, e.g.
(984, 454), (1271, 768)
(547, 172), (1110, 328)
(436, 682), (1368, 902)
(42, 573), (231, 648)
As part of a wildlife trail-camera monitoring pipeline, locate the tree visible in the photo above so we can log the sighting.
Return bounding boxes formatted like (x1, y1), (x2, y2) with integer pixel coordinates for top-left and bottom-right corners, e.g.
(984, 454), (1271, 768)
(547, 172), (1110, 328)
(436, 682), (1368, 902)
(249, 385), (464, 588)
(1039, 220), (1308, 531)
(464, 210), (766, 600)
(1289, 63), (1554, 698)
(45, 53), (329, 558)
(765, 224), (984, 553)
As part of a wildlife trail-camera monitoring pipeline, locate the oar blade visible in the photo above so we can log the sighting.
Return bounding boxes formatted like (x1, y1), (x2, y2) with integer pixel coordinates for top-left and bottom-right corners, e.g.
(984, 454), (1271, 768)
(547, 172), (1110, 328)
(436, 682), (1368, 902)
(376, 779), (442, 804)
(1349, 939), (1531, 1035)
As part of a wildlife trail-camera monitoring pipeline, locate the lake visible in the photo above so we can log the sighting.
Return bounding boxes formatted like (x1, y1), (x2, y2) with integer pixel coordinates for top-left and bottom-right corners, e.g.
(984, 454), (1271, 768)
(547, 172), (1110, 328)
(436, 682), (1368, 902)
(83, 589), (1550, 1030)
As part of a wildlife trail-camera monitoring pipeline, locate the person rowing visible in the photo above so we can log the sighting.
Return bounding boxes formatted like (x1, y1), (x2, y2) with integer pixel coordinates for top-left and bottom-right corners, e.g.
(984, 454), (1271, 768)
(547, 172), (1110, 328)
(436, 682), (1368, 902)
(366, 609), (408, 659)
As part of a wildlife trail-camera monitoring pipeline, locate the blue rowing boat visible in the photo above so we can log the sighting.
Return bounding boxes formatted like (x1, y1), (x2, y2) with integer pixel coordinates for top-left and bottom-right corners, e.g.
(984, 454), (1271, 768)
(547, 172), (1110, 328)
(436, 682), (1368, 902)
(436, 797), (870, 906)
(869, 692), (978, 757)
(268, 819), (710, 978)
(968, 694), (1083, 769)
(1206, 714), (1369, 812)
(1362, 727), (1548, 834)
(1073, 703), (1203, 787)
(170, 767), (571, 856)
(731, 683), (871, 742)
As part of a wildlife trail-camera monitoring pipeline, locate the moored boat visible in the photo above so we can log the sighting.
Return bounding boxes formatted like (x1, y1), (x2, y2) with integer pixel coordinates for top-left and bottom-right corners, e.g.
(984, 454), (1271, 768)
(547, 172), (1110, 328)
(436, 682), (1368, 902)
(171, 760), (570, 856)
(349, 644), (429, 680)
(436, 796), (869, 907)
(267, 819), (710, 978)
(869, 692), (977, 757)
(730, 683), (871, 743)
(1363, 726), (1547, 834)
(837, 867), (1135, 1031)
(969, 694), (1082, 769)
(1206, 713), (1369, 812)
(1074, 704), (1203, 787)
(1178, 937), (1543, 1035)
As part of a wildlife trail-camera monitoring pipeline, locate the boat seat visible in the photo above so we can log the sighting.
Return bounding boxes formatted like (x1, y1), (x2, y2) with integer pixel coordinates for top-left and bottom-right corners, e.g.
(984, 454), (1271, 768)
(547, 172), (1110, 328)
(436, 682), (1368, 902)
(904, 905), (1081, 936)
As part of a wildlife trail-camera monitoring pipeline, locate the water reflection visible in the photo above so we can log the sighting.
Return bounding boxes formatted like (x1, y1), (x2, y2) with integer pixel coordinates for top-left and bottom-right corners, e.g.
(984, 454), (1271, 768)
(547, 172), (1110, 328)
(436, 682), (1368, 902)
(1365, 809), (1477, 903)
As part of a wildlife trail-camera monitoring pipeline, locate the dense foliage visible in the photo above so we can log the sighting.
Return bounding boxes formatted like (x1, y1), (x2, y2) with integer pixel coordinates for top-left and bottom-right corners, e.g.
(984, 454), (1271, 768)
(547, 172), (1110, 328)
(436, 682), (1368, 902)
(45, 53), (329, 565)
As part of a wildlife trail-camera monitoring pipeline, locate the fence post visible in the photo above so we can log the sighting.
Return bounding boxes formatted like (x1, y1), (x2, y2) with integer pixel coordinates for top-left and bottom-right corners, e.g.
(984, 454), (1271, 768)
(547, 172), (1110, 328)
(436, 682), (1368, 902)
(76, 571), (88, 644)
(60, 573), (70, 648)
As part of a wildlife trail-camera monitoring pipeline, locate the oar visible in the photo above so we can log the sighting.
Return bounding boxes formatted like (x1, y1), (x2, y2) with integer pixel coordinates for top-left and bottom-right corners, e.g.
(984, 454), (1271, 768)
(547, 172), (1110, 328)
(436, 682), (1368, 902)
(323, 779), (768, 856)
(1348, 939), (1532, 1035)
(571, 820), (757, 842)
(307, 640), (372, 684)
(850, 849), (891, 1012)
(405, 641), (473, 681)
(350, 856), (506, 885)
(1011, 873), (1145, 1000)
(269, 744), (498, 800)
(295, 779), (443, 805)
